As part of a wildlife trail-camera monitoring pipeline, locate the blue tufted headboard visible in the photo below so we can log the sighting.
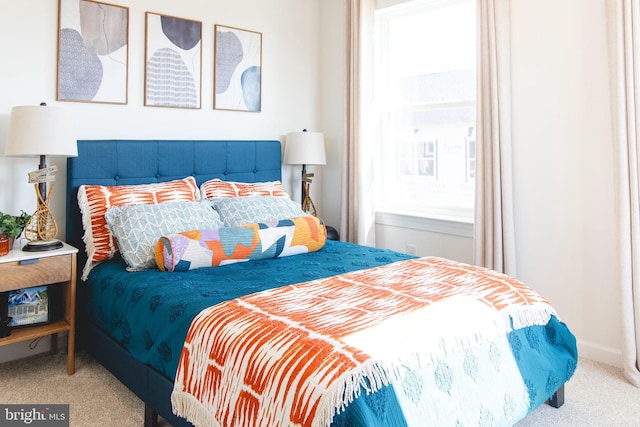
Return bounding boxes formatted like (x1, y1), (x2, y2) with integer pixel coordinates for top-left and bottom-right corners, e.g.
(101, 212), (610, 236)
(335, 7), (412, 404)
(65, 139), (282, 274)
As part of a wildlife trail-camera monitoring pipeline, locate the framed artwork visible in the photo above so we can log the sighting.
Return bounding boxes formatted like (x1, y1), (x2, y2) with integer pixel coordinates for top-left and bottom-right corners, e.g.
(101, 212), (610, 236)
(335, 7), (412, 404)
(214, 25), (262, 112)
(145, 12), (202, 109)
(57, 0), (129, 104)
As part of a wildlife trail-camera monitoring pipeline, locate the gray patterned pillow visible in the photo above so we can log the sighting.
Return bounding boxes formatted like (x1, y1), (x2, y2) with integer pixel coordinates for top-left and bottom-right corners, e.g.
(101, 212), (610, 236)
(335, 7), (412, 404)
(212, 196), (308, 227)
(105, 200), (223, 271)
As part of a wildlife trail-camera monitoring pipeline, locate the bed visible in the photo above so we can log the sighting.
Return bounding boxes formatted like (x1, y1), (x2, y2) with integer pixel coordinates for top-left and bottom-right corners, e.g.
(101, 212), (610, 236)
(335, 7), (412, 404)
(66, 139), (577, 427)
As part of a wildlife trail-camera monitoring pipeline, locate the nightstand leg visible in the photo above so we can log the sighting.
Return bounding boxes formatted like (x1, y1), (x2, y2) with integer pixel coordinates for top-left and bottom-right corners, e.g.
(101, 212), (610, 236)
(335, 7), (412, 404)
(51, 332), (58, 354)
(67, 331), (75, 375)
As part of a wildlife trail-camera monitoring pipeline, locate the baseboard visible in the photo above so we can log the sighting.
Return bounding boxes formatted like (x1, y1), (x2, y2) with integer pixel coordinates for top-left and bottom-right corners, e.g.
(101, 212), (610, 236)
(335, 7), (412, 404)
(577, 339), (623, 368)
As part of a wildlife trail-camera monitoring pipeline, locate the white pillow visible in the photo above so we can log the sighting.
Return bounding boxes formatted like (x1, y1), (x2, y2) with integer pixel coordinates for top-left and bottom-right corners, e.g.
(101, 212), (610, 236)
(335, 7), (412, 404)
(105, 200), (223, 271)
(211, 196), (308, 227)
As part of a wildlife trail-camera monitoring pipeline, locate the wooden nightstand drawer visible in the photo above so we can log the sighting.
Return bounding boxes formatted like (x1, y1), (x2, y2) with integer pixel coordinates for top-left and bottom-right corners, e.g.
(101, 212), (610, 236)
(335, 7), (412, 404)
(0, 254), (72, 292)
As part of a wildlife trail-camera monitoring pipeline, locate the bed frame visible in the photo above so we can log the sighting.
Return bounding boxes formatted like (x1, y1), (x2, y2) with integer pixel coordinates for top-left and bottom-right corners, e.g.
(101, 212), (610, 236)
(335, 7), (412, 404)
(66, 139), (565, 426)
(66, 140), (282, 427)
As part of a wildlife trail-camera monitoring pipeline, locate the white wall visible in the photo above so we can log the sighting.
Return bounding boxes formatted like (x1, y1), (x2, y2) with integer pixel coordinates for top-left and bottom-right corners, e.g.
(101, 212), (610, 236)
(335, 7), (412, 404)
(0, 0), (323, 361)
(376, 223), (474, 264)
(510, 0), (620, 366)
(318, 0), (347, 229)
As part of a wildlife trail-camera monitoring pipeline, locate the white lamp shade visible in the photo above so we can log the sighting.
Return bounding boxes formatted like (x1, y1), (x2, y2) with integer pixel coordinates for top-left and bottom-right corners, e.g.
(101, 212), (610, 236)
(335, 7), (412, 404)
(5, 105), (77, 158)
(284, 131), (326, 166)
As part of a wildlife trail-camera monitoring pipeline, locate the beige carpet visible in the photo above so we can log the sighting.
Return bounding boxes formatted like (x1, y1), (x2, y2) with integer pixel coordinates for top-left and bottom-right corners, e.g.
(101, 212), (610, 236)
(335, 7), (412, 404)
(0, 351), (638, 426)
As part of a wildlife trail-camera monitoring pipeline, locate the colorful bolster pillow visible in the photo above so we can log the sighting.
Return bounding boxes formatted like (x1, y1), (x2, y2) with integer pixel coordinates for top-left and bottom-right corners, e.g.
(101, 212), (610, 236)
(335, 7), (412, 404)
(155, 216), (327, 272)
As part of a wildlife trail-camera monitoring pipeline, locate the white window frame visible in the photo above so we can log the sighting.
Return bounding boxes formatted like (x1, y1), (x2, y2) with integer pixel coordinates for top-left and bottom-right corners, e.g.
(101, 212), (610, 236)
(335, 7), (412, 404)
(373, 0), (476, 235)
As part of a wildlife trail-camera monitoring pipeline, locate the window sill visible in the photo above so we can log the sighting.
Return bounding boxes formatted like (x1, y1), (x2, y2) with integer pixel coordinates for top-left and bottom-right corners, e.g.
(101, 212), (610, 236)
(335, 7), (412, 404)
(375, 210), (473, 238)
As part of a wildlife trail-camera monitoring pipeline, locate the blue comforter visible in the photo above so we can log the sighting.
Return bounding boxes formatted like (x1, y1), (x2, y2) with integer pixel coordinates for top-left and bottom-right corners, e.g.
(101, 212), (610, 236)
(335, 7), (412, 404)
(86, 240), (576, 425)
(86, 240), (415, 379)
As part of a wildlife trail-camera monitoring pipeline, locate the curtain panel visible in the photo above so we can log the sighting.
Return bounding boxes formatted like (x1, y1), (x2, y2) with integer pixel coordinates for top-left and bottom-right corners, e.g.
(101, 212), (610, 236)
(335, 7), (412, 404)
(341, 0), (377, 246)
(473, 0), (517, 276)
(607, 0), (640, 388)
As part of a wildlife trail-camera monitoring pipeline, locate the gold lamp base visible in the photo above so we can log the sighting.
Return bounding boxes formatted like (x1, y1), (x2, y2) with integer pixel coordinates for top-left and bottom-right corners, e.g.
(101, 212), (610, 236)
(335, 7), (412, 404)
(23, 183), (60, 251)
(302, 174), (317, 217)
(302, 189), (317, 216)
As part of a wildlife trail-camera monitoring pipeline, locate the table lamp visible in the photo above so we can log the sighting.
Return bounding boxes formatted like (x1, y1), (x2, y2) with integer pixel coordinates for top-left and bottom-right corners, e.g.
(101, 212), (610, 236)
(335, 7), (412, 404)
(284, 129), (326, 216)
(5, 103), (77, 251)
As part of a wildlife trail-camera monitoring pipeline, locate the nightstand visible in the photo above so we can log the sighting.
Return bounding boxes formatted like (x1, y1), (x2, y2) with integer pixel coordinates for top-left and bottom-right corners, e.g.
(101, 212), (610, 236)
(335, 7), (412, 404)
(326, 226), (340, 241)
(0, 242), (78, 374)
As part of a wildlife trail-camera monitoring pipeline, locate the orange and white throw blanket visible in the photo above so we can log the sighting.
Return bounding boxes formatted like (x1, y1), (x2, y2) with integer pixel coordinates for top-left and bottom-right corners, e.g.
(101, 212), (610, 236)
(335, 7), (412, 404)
(171, 257), (555, 427)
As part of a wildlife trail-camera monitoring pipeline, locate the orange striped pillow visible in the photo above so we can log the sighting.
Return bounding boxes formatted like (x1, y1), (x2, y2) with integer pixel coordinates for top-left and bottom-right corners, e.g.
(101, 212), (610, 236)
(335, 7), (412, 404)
(200, 179), (289, 199)
(77, 177), (200, 280)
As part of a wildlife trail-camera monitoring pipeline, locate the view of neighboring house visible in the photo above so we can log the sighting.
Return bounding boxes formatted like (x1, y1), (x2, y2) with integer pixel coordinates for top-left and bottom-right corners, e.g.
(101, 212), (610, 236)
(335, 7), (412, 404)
(392, 69), (476, 213)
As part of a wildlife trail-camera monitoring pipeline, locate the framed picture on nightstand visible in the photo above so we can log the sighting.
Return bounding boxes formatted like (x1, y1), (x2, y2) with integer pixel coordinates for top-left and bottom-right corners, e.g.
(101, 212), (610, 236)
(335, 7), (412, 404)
(0, 285), (62, 328)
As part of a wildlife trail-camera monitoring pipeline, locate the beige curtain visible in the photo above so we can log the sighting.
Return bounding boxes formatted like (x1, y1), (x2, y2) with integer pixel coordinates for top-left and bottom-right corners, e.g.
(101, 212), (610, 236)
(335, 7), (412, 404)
(474, 0), (517, 276)
(608, 0), (640, 387)
(341, 0), (377, 245)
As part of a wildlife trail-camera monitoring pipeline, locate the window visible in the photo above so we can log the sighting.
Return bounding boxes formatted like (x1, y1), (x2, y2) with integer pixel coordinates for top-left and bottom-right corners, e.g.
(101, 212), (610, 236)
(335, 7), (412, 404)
(375, 0), (476, 223)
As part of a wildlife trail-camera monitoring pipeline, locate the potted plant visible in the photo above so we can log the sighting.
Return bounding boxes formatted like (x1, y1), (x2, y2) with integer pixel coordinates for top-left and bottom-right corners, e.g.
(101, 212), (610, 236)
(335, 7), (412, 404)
(0, 210), (31, 252)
